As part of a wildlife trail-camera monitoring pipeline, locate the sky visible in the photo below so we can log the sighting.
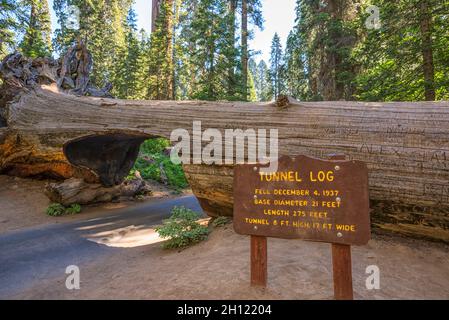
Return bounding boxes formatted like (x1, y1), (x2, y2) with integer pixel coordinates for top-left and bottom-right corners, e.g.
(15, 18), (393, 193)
(49, 0), (297, 63)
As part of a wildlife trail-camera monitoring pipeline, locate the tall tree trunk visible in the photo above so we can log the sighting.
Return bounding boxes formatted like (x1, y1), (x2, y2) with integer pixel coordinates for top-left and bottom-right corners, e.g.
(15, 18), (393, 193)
(151, 0), (161, 33)
(241, 0), (248, 101)
(164, 0), (174, 100)
(23, 0), (38, 51)
(228, 0), (237, 98)
(171, 0), (177, 100)
(419, 0), (436, 101)
(152, 0), (174, 100)
(325, 0), (343, 100)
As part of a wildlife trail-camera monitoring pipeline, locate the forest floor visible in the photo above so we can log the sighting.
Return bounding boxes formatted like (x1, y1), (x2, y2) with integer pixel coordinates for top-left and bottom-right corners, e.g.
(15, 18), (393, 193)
(1, 175), (449, 300)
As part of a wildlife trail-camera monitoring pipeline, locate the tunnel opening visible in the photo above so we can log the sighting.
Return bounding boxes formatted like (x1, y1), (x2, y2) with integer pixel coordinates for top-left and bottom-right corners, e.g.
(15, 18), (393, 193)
(64, 133), (189, 191)
(64, 133), (149, 187)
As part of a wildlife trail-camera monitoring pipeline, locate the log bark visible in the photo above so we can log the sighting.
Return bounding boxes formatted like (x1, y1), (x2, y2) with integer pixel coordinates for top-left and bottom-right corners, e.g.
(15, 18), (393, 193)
(45, 176), (152, 206)
(1, 53), (449, 241)
(45, 178), (122, 206)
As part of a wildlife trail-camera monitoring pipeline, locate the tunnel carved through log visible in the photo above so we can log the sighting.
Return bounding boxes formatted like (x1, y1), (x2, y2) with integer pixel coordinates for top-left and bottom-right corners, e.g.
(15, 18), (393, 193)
(64, 134), (148, 186)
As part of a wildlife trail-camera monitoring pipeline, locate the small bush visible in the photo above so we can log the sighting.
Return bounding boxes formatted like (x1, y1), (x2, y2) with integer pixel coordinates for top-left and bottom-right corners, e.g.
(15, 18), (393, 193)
(66, 203), (82, 215)
(155, 206), (209, 249)
(46, 203), (82, 216)
(212, 216), (231, 228)
(46, 203), (66, 216)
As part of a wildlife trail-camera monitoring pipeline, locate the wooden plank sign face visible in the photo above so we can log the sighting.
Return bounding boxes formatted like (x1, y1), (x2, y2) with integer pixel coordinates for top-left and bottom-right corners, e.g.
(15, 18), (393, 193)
(233, 155), (371, 245)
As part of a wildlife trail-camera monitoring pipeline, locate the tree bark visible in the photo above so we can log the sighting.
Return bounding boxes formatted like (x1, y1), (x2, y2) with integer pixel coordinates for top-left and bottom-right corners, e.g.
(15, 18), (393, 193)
(228, 0), (237, 98)
(151, 0), (162, 33)
(241, 0), (248, 101)
(45, 176), (152, 206)
(419, 0), (436, 101)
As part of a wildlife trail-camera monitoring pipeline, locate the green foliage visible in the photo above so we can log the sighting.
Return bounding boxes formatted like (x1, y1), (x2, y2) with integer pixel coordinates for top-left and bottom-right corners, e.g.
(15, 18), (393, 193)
(285, 0), (449, 102)
(19, 0), (52, 58)
(146, 0), (176, 100)
(114, 8), (151, 99)
(128, 138), (188, 190)
(352, 0), (449, 101)
(155, 206), (209, 249)
(4, 0), (448, 103)
(53, 0), (134, 90)
(46, 203), (82, 216)
(66, 203), (82, 215)
(269, 32), (284, 99)
(140, 138), (170, 155)
(46, 203), (66, 216)
(0, 0), (22, 57)
(255, 60), (271, 101)
(211, 216), (231, 228)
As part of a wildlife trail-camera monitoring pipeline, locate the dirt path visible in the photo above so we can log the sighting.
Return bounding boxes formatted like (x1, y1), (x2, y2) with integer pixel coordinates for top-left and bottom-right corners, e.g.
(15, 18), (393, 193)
(8, 224), (449, 300)
(0, 175), (189, 234)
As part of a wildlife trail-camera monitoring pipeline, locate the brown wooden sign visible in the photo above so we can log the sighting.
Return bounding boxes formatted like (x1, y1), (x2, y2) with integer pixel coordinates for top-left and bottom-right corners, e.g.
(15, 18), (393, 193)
(233, 155), (370, 246)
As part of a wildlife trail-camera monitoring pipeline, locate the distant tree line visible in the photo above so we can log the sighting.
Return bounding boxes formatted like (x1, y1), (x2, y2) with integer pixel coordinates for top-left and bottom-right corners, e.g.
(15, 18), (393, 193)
(1, 0), (448, 102)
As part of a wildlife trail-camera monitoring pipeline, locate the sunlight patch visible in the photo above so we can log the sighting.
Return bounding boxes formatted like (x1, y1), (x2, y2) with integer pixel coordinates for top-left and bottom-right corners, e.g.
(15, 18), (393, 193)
(86, 226), (165, 248)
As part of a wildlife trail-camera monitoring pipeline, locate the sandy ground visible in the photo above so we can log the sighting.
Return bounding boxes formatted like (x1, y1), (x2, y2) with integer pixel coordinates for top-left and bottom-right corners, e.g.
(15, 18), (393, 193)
(9, 225), (449, 300)
(1, 174), (449, 300)
(0, 175), (190, 234)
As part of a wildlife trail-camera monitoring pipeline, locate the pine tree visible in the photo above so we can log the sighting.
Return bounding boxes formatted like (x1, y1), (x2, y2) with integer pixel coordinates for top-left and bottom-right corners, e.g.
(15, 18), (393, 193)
(269, 33), (283, 99)
(114, 8), (149, 99)
(239, 0), (263, 101)
(284, 30), (308, 100)
(227, 0), (238, 99)
(289, 0), (448, 102)
(247, 65), (257, 101)
(256, 60), (271, 101)
(291, 0), (359, 101)
(175, 0), (236, 101)
(353, 0), (449, 101)
(53, 0), (132, 89)
(19, 0), (52, 58)
(248, 58), (258, 99)
(147, 0), (175, 100)
(0, 0), (21, 58)
(241, 0), (248, 100)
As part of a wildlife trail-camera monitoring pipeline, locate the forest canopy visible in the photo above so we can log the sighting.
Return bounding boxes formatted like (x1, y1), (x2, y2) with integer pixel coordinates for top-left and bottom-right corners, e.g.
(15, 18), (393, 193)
(1, 0), (448, 102)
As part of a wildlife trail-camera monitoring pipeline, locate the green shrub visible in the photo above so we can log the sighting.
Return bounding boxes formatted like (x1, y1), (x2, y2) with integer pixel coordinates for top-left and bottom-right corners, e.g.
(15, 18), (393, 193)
(66, 203), (82, 215)
(155, 206), (209, 249)
(140, 138), (170, 155)
(212, 216), (231, 228)
(46, 203), (66, 216)
(46, 203), (82, 216)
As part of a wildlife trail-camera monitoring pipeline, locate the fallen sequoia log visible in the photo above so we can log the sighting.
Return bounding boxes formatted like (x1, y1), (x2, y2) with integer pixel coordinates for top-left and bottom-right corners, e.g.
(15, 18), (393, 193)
(1, 53), (449, 241)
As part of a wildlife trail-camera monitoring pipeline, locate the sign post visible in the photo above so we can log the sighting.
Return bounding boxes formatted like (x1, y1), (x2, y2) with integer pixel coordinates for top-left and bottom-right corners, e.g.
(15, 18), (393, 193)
(250, 235), (267, 287)
(328, 154), (353, 300)
(233, 154), (370, 299)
